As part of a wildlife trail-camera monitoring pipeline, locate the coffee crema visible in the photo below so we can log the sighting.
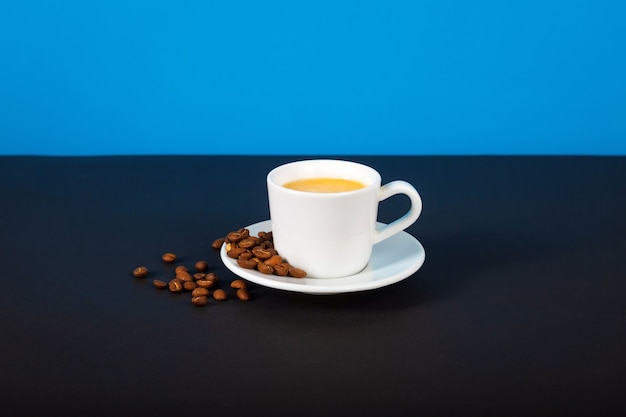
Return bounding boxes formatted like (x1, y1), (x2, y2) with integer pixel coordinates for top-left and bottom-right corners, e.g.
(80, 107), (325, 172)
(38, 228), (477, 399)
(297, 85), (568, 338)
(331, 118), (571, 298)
(283, 177), (366, 193)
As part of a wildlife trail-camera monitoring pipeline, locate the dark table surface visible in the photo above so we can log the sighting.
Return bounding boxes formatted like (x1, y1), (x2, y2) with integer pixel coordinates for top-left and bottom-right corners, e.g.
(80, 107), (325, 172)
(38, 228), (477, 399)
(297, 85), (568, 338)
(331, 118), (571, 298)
(1, 155), (625, 417)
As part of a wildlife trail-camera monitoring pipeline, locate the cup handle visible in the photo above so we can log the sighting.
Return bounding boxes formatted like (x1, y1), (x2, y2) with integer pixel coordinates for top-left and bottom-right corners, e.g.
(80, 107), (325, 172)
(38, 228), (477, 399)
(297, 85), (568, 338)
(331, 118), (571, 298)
(374, 180), (422, 244)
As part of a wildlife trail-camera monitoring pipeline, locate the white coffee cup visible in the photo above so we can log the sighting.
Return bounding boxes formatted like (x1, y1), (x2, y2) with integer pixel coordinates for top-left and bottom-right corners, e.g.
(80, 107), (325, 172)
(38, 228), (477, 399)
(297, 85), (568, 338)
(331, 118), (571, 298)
(266, 159), (422, 278)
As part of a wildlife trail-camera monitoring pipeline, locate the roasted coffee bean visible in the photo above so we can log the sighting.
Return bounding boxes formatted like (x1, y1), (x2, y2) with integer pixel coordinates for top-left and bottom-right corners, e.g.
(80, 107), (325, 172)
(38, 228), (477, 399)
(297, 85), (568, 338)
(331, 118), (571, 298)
(205, 272), (218, 282)
(212, 289), (227, 301)
(236, 288), (250, 301)
(162, 252), (177, 263)
(226, 231), (245, 243)
(153, 279), (167, 289)
(238, 237), (260, 249)
(251, 247), (273, 260)
(265, 254), (283, 266)
(258, 231), (272, 241)
(183, 281), (198, 291)
(176, 270), (193, 282)
(196, 279), (214, 289)
(238, 251), (254, 261)
(175, 265), (188, 273)
(195, 260), (208, 272)
(227, 246), (248, 259)
(237, 258), (257, 269)
(193, 272), (206, 280)
(133, 266), (148, 278)
(168, 279), (183, 293)
(191, 296), (209, 306)
(288, 267), (307, 278)
(192, 287), (210, 297)
(257, 262), (274, 275)
(272, 263), (289, 276)
(230, 279), (247, 289)
(212, 237), (225, 249)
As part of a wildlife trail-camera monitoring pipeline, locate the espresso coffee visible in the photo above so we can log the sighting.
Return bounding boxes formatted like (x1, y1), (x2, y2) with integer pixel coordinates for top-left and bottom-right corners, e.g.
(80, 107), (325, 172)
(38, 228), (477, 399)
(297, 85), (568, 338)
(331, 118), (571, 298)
(283, 177), (365, 193)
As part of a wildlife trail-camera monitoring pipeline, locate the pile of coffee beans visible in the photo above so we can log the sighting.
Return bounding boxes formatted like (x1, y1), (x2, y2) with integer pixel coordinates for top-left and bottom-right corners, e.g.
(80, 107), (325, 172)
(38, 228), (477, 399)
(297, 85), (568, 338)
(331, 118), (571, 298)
(131, 227), (307, 307)
(132, 252), (251, 307)
(213, 227), (307, 278)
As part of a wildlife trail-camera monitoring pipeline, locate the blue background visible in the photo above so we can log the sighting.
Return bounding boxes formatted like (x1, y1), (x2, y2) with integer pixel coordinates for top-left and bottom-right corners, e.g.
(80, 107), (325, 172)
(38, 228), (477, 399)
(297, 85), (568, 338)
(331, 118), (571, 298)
(1, 0), (625, 156)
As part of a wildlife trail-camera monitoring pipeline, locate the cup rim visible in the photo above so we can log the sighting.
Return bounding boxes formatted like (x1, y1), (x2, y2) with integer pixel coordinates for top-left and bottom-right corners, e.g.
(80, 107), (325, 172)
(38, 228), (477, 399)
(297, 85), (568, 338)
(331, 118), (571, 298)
(267, 159), (381, 196)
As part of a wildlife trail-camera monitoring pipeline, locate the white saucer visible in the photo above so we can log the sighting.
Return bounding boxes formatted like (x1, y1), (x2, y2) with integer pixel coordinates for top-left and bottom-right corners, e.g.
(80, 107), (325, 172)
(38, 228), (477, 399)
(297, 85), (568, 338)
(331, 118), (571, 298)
(220, 220), (425, 295)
